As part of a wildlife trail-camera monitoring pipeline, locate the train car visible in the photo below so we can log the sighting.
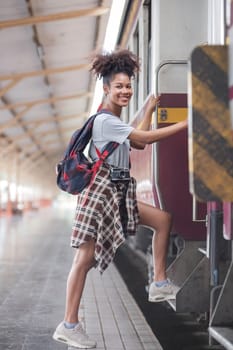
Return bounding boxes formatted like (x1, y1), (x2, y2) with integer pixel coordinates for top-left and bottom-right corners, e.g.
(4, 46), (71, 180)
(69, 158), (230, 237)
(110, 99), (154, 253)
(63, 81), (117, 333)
(114, 1), (233, 349)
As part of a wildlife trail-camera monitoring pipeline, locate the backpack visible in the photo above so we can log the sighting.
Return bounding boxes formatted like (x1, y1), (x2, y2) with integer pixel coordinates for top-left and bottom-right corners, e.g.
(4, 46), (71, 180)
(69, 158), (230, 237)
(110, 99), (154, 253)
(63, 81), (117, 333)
(56, 112), (119, 195)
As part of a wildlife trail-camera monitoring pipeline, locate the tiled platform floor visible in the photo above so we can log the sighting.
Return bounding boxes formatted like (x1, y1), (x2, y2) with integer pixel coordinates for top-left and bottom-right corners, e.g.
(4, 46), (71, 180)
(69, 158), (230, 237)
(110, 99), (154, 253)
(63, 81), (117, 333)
(0, 207), (162, 350)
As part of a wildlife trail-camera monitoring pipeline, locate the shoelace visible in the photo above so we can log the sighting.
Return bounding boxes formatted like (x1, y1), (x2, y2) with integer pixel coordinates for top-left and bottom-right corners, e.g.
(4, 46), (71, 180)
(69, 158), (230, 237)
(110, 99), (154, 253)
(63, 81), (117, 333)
(74, 324), (89, 339)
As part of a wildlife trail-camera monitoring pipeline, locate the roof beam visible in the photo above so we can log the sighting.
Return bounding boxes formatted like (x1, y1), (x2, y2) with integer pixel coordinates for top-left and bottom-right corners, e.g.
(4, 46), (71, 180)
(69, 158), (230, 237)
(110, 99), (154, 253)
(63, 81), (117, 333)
(0, 106), (33, 133)
(0, 6), (109, 29)
(6, 113), (86, 144)
(0, 142), (17, 158)
(22, 112), (87, 127)
(0, 63), (89, 82)
(0, 63), (89, 98)
(0, 77), (22, 98)
(0, 91), (92, 111)
(0, 98), (51, 165)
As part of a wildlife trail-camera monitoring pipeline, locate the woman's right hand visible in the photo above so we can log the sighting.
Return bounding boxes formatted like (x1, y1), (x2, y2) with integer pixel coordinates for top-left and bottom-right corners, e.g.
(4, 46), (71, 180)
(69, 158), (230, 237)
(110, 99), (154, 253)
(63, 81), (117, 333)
(179, 119), (188, 129)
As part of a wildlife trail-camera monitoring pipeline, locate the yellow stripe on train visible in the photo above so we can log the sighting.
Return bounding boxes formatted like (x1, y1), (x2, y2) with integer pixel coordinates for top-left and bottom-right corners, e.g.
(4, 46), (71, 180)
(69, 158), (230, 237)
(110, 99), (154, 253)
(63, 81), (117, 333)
(157, 108), (187, 123)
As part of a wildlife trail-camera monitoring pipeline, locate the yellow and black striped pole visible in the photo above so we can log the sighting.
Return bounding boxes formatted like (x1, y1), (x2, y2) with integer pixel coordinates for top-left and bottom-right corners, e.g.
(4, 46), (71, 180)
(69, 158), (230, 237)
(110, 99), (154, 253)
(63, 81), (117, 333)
(229, 0), (233, 129)
(189, 45), (233, 202)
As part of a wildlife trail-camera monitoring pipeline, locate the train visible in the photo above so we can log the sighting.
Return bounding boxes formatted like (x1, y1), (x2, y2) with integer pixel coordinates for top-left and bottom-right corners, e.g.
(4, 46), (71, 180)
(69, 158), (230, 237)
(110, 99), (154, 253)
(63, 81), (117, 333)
(113, 1), (233, 349)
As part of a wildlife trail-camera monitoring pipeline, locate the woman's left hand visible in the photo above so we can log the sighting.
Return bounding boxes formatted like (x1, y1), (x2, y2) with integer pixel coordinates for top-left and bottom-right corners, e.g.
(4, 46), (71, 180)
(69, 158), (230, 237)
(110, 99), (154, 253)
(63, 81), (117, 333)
(147, 94), (160, 112)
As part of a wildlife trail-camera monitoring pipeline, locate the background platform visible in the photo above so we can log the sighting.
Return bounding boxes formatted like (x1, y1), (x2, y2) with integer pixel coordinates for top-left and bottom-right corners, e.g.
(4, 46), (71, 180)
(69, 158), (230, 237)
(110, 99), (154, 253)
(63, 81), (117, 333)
(0, 208), (162, 350)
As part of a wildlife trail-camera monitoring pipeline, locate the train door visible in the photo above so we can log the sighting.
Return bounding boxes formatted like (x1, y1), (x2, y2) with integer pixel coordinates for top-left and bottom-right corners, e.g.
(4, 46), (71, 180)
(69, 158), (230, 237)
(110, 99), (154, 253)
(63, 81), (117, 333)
(128, 0), (209, 313)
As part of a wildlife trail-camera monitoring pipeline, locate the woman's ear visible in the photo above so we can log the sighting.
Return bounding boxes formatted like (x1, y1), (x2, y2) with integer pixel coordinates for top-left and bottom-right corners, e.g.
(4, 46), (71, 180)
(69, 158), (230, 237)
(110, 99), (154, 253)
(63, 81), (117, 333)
(103, 84), (110, 96)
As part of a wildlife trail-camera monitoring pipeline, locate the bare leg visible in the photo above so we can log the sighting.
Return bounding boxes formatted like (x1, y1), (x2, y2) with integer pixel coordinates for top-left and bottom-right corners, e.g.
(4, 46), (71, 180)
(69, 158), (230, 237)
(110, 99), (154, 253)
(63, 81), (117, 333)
(137, 201), (172, 281)
(64, 239), (96, 323)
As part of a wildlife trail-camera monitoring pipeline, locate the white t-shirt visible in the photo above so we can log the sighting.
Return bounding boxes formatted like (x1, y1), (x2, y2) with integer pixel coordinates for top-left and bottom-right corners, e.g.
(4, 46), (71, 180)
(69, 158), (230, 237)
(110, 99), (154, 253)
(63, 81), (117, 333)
(89, 112), (134, 168)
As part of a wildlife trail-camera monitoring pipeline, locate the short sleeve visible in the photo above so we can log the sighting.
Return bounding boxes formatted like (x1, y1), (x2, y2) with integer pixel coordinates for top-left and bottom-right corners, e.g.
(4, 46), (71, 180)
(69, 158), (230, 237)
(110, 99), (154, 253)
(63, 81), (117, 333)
(98, 115), (134, 144)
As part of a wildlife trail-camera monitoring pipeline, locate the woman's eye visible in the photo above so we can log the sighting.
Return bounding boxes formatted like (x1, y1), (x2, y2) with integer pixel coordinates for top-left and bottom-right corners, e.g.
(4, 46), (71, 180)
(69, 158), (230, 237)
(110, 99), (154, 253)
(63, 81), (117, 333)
(114, 85), (131, 89)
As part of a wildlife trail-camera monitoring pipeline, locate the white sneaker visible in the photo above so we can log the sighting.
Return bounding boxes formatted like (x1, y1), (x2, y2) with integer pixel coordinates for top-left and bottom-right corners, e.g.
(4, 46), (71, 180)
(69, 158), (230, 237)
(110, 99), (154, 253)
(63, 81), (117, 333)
(53, 322), (97, 349)
(148, 280), (179, 302)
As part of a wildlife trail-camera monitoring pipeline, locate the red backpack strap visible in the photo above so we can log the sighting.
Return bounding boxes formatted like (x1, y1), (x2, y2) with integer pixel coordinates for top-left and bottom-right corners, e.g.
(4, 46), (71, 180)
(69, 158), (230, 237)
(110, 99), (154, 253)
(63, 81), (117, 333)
(91, 142), (119, 179)
(81, 142), (119, 205)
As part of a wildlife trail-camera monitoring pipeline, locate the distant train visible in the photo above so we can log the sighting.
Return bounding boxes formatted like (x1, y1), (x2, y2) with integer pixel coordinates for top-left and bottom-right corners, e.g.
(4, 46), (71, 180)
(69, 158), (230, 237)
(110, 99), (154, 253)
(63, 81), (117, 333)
(115, 1), (233, 349)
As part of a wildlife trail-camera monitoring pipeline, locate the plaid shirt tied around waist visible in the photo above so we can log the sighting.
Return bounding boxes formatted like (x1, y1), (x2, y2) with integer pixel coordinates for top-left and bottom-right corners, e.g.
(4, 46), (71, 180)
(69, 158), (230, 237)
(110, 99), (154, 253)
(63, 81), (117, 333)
(71, 164), (139, 273)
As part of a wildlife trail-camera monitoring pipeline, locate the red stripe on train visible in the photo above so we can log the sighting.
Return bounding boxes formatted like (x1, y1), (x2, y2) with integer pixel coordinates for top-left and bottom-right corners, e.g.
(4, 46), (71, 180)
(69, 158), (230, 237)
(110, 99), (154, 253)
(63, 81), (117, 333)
(229, 86), (233, 100)
(159, 93), (187, 108)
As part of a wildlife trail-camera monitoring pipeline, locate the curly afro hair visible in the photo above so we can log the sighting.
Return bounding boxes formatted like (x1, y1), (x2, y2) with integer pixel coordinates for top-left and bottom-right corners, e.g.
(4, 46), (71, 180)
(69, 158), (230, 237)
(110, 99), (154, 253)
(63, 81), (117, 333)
(90, 49), (140, 85)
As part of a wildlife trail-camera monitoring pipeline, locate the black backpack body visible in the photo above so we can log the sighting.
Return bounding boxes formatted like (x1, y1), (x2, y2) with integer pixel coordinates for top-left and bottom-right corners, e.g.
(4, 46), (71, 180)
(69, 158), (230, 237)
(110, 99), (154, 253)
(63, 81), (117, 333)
(56, 112), (119, 195)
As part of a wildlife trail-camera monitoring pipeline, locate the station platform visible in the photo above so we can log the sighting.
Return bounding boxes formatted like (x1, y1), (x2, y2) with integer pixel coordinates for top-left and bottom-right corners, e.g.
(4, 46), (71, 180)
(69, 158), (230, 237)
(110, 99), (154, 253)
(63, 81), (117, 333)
(0, 207), (162, 350)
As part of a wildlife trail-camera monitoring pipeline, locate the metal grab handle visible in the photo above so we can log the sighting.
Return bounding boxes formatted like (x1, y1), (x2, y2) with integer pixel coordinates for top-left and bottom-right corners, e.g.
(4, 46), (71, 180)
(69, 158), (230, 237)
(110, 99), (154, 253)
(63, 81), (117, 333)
(155, 59), (188, 96)
(155, 59), (188, 124)
(192, 196), (206, 222)
(152, 60), (188, 209)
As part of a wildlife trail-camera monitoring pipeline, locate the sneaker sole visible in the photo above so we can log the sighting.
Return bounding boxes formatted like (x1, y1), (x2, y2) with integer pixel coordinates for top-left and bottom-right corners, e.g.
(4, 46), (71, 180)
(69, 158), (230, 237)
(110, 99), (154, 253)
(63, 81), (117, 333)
(53, 332), (96, 349)
(148, 294), (176, 303)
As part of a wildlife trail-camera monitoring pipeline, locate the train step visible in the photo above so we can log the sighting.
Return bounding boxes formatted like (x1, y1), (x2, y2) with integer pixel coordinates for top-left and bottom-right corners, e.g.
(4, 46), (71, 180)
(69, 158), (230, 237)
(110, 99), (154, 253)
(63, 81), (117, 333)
(183, 345), (225, 350)
(198, 247), (207, 255)
(209, 327), (233, 350)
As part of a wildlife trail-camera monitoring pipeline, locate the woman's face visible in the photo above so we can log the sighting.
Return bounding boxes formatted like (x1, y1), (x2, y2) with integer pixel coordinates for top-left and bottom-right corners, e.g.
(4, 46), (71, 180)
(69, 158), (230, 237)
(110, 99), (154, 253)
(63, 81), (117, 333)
(104, 73), (133, 108)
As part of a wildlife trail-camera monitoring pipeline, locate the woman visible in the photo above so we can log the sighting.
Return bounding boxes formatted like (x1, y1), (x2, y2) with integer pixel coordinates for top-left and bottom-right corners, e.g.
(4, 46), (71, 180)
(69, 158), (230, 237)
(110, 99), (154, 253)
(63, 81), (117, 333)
(53, 49), (187, 349)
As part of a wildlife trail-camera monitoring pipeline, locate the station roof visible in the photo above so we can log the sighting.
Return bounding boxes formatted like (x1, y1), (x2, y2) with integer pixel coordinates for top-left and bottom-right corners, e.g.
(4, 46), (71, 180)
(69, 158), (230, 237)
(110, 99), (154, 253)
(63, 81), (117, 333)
(0, 0), (113, 193)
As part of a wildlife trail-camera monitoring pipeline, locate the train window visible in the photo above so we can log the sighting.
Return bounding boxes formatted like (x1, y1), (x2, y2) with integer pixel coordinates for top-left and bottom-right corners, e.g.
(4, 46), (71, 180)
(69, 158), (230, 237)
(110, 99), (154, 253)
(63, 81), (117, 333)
(130, 1), (152, 117)
(125, 24), (139, 121)
(147, 42), (152, 94)
(133, 25), (139, 113)
(143, 0), (151, 96)
(122, 1), (152, 122)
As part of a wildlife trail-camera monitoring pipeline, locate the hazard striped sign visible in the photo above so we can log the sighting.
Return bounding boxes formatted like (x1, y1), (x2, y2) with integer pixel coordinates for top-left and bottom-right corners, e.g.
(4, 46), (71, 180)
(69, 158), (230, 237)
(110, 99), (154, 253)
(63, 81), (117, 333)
(189, 45), (233, 202)
(229, 0), (233, 129)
